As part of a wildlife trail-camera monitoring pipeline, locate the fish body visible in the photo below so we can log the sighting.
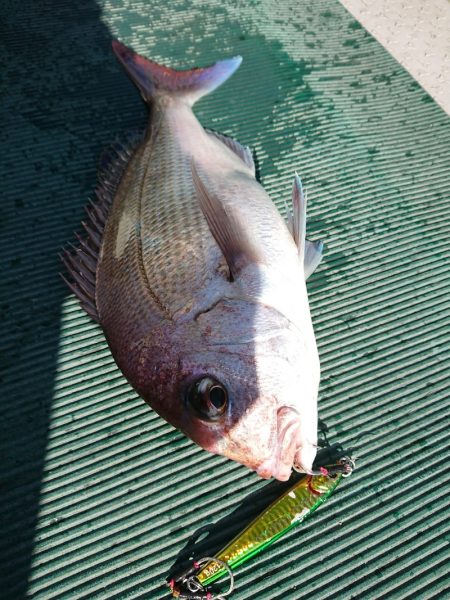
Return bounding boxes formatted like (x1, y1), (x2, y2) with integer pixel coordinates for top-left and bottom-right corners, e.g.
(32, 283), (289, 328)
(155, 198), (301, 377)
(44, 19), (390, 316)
(62, 41), (324, 481)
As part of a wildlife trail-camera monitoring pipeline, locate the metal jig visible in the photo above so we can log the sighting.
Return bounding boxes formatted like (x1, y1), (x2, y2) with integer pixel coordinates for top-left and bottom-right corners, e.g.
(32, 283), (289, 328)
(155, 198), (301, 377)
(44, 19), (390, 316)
(168, 424), (355, 599)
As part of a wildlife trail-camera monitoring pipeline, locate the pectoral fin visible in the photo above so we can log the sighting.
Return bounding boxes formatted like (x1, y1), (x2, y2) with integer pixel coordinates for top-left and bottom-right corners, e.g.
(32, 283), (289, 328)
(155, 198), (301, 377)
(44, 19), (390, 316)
(191, 162), (264, 279)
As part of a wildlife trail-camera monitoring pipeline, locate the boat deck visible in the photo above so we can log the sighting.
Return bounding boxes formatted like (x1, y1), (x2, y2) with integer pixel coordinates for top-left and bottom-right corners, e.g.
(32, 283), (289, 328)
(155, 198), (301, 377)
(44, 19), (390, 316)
(2, 1), (449, 598)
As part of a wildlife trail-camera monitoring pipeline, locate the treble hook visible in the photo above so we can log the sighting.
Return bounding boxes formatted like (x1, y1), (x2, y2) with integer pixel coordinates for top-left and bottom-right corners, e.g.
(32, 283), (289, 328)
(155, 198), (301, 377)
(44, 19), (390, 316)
(169, 556), (234, 599)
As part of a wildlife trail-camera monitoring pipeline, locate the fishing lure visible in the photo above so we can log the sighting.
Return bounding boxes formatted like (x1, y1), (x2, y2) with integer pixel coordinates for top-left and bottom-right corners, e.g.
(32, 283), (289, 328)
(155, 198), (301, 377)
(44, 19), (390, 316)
(169, 445), (354, 599)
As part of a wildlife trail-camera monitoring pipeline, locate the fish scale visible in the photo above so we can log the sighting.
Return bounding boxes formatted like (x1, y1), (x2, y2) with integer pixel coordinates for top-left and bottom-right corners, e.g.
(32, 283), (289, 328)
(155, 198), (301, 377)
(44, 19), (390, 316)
(138, 115), (222, 315)
(97, 139), (164, 344)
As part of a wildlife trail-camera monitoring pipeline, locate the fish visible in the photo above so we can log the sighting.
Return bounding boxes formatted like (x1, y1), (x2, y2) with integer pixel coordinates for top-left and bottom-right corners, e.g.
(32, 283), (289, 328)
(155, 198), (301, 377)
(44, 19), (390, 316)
(61, 40), (325, 482)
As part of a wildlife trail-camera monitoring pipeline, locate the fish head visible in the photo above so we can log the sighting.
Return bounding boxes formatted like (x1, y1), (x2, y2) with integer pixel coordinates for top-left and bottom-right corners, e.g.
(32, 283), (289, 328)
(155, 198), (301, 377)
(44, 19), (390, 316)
(155, 299), (320, 481)
(180, 362), (318, 481)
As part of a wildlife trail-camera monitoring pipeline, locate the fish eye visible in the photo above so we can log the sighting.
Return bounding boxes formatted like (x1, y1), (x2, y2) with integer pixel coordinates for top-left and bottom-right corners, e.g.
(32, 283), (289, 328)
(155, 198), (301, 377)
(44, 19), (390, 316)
(187, 377), (228, 420)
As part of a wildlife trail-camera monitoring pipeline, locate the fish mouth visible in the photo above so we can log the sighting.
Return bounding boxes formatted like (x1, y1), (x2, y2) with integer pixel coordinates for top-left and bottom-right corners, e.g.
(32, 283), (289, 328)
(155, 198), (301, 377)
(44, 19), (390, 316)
(256, 406), (316, 481)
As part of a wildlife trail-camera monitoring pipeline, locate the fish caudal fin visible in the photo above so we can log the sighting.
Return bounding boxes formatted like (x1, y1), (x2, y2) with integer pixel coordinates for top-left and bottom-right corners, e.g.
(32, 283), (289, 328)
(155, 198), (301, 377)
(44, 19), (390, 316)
(112, 40), (242, 106)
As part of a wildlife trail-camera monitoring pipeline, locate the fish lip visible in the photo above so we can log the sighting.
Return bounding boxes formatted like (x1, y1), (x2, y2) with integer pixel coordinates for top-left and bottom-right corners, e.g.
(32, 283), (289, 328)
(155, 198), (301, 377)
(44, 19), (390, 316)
(255, 406), (304, 481)
(256, 457), (292, 481)
(293, 444), (317, 475)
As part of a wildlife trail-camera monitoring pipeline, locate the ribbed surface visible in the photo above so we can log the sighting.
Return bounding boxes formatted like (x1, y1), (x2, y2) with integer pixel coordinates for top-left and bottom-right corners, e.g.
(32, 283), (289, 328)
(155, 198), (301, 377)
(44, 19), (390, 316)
(1, 1), (449, 599)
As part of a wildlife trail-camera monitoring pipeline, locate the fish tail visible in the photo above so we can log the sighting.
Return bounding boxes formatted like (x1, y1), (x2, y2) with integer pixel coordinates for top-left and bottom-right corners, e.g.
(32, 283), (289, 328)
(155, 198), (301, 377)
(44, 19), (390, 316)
(112, 40), (242, 106)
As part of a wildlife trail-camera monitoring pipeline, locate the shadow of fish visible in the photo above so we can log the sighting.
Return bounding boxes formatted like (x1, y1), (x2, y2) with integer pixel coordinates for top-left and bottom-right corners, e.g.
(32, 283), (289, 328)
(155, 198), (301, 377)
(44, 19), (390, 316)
(61, 40), (324, 481)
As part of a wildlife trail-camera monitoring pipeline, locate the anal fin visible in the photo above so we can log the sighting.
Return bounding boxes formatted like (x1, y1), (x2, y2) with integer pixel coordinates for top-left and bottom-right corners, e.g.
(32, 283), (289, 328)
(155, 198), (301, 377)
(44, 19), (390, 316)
(206, 129), (255, 175)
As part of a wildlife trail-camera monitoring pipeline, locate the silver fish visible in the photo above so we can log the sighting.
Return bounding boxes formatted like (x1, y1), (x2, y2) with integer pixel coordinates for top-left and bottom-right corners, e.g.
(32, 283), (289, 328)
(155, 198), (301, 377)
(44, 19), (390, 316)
(62, 40), (324, 481)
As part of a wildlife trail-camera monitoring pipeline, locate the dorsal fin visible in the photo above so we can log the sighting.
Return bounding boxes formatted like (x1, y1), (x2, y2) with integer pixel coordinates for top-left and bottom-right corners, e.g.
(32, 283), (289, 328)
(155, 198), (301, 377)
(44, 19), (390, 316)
(206, 129), (255, 175)
(61, 131), (144, 321)
(112, 40), (242, 106)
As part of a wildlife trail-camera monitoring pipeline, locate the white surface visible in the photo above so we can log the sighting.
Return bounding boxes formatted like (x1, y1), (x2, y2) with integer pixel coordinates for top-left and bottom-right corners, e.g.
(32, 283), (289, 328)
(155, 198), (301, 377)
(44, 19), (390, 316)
(340, 0), (450, 115)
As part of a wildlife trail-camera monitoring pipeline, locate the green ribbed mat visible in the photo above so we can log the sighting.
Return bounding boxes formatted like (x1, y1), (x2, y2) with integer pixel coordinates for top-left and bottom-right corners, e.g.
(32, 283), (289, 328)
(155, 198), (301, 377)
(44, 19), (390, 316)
(2, 1), (449, 598)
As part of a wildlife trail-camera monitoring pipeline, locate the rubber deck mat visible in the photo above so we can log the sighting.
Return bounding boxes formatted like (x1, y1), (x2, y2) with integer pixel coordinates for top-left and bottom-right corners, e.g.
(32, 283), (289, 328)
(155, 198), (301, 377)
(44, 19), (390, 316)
(1, 1), (449, 598)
